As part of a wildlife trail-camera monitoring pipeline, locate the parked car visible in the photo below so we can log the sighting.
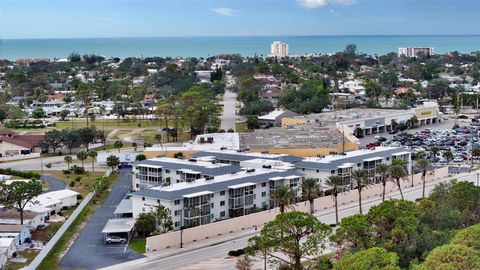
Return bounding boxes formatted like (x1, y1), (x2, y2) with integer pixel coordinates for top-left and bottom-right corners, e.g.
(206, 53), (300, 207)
(454, 156), (464, 163)
(106, 236), (127, 244)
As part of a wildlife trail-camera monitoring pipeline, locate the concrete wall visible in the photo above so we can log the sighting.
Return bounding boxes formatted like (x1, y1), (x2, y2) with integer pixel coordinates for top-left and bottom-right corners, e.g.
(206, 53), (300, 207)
(146, 166), (448, 252)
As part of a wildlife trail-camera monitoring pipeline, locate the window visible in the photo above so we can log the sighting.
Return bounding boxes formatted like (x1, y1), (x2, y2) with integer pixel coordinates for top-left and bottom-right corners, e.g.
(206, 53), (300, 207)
(174, 210), (181, 216)
(220, 211), (225, 217)
(174, 200), (181, 205)
(142, 197), (145, 201)
(174, 221), (180, 227)
(220, 201), (225, 206)
(165, 169), (170, 173)
(220, 191), (226, 196)
(302, 168), (305, 171)
(211, 203), (214, 208)
(261, 191), (266, 197)
(331, 170), (335, 174)
(176, 171), (180, 175)
(386, 157), (390, 161)
(357, 163), (361, 167)
(262, 182), (267, 187)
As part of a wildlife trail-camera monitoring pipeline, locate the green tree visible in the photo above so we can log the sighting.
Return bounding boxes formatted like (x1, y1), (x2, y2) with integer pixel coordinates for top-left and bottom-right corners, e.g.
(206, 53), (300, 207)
(42, 129), (63, 153)
(450, 224), (480, 250)
(76, 151), (88, 168)
(64, 156), (73, 170)
(248, 211), (331, 270)
(422, 244), (480, 270)
(270, 185), (295, 214)
(429, 147), (439, 165)
(245, 115), (259, 130)
(107, 155), (120, 172)
(134, 212), (157, 238)
(364, 80), (383, 101)
(333, 247), (401, 270)
(389, 164), (408, 200)
(88, 150), (97, 173)
(416, 159), (431, 198)
(448, 181), (480, 226)
(325, 175), (343, 225)
(331, 214), (374, 253)
(351, 169), (369, 214)
(442, 150), (453, 165)
(154, 205), (173, 233)
(114, 140), (123, 153)
(32, 108), (45, 119)
(472, 148), (480, 164)
(376, 163), (390, 202)
(0, 180), (42, 224)
(135, 154), (146, 161)
(300, 178), (321, 214)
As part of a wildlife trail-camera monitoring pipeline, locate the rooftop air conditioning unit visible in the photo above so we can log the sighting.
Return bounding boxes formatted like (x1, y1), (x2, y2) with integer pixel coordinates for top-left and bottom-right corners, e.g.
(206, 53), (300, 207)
(188, 158), (197, 162)
(246, 168), (255, 173)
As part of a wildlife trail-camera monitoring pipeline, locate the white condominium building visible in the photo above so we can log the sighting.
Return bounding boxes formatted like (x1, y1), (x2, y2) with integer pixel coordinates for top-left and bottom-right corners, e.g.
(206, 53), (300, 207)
(131, 169), (303, 229)
(271, 41), (289, 58)
(398, 47), (434, 57)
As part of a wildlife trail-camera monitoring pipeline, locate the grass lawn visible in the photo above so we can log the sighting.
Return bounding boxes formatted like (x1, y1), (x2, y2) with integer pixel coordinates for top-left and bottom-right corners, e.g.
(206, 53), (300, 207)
(37, 174), (121, 270)
(129, 239), (146, 254)
(235, 122), (248, 133)
(5, 249), (40, 270)
(54, 119), (165, 131)
(37, 170), (106, 197)
(31, 223), (63, 243)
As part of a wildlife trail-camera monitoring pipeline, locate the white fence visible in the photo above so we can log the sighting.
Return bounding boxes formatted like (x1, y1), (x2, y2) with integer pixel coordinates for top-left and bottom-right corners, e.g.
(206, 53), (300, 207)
(0, 153), (40, 162)
(26, 192), (94, 270)
(26, 170), (112, 270)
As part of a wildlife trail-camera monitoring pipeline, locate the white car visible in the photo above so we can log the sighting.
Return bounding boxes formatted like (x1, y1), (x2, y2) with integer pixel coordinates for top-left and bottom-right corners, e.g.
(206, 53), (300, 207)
(106, 236), (127, 244)
(453, 156), (464, 163)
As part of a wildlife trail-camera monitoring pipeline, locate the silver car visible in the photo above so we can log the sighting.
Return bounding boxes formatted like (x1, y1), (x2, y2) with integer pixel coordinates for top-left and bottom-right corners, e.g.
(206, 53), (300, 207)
(106, 236), (127, 244)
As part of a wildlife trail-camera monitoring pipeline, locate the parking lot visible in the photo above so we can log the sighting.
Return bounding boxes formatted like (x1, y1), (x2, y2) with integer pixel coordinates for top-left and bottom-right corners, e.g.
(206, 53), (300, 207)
(59, 168), (143, 270)
(360, 117), (480, 167)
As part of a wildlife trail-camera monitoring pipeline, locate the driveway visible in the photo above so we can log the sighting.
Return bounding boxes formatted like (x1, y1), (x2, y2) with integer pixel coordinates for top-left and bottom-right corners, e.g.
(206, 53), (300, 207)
(59, 168), (143, 270)
(220, 90), (237, 131)
(42, 175), (67, 192)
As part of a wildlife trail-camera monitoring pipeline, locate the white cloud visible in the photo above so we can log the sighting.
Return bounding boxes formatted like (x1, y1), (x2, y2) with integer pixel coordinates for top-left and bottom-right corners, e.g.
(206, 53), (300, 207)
(211, 8), (236, 16)
(298, 0), (358, 9)
(329, 9), (339, 15)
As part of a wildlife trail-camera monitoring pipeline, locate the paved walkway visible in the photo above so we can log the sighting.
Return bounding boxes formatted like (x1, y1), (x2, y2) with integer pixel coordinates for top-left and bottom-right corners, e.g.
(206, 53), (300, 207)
(59, 169), (144, 270)
(220, 90), (237, 131)
(42, 175), (67, 192)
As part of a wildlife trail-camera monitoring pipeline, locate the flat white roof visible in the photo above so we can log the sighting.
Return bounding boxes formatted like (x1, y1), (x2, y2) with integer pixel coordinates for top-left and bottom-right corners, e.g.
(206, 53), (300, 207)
(0, 238), (14, 247)
(183, 191), (214, 198)
(26, 189), (79, 209)
(392, 151), (411, 156)
(145, 133), (240, 152)
(114, 199), (133, 215)
(364, 157), (383, 162)
(303, 147), (404, 164)
(228, 182), (256, 189)
(102, 218), (135, 234)
(258, 110), (287, 121)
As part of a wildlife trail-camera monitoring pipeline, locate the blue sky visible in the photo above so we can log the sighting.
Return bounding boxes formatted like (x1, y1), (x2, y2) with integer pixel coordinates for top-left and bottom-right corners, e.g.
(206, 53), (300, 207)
(1, 0), (479, 38)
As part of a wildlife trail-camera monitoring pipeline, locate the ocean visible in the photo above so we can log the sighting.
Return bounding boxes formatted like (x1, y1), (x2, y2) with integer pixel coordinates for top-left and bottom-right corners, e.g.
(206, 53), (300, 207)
(1, 35), (479, 60)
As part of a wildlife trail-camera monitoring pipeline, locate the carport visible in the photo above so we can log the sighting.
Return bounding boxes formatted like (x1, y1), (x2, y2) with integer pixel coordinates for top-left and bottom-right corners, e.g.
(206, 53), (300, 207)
(101, 218), (135, 244)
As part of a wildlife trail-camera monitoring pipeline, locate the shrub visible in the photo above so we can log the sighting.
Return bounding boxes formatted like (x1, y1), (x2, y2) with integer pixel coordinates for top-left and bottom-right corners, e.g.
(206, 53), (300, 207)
(76, 194), (83, 200)
(71, 165), (85, 174)
(74, 176), (82, 182)
(63, 169), (71, 175)
(0, 168), (41, 179)
(69, 181), (75, 187)
(228, 249), (245, 257)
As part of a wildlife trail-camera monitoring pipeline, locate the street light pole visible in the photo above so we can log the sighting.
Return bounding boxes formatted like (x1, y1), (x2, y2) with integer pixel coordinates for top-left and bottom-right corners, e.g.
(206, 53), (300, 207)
(477, 172), (479, 187)
(180, 209), (184, 248)
(411, 163), (414, 187)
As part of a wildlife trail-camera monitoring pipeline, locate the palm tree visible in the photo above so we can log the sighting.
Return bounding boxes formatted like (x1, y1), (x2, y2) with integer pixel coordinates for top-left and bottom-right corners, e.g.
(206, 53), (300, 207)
(325, 175), (343, 225)
(376, 163), (390, 202)
(114, 140), (123, 153)
(300, 178), (321, 214)
(442, 150), (453, 165)
(351, 169), (369, 214)
(64, 156), (72, 170)
(88, 150), (98, 173)
(416, 159), (431, 198)
(270, 185), (294, 214)
(430, 147), (439, 165)
(390, 164), (408, 200)
(76, 151), (88, 168)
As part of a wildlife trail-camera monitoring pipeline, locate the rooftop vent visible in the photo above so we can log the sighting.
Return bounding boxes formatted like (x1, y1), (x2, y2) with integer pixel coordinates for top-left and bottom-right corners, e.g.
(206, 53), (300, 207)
(205, 176), (214, 180)
(188, 158), (197, 162)
(246, 168), (256, 173)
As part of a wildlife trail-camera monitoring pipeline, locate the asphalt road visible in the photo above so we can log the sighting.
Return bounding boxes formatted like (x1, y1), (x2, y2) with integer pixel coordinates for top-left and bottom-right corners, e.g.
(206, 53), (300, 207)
(42, 175), (67, 192)
(103, 171), (480, 270)
(220, 90), (237, 131)
(59, 168), (144, 270)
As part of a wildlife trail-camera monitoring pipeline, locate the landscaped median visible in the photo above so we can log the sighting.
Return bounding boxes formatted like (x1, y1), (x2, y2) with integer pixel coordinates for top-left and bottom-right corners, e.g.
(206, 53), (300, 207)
(28, 172), (120, 270)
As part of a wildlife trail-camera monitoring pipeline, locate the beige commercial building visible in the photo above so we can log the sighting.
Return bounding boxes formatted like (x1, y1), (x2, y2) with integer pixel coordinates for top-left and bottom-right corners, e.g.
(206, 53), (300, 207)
(270, 41), (288, 58)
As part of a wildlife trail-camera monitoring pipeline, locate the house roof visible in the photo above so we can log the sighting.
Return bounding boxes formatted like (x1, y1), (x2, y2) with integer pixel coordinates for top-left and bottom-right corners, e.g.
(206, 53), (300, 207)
(102, 218), (135, 234)
(131, 170), (303, 201)
(0, 224), (27, 233)
(0, 135), (44, 148)
(0, 208), (38, 220)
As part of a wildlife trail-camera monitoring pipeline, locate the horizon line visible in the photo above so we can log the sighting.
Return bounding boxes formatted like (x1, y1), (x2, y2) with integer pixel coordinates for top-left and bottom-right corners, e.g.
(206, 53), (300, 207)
(3, 34), (480, 40)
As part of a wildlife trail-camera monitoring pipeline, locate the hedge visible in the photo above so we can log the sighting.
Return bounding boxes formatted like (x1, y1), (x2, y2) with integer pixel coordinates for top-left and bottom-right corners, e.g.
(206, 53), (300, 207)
(0, 168), (41, 179)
